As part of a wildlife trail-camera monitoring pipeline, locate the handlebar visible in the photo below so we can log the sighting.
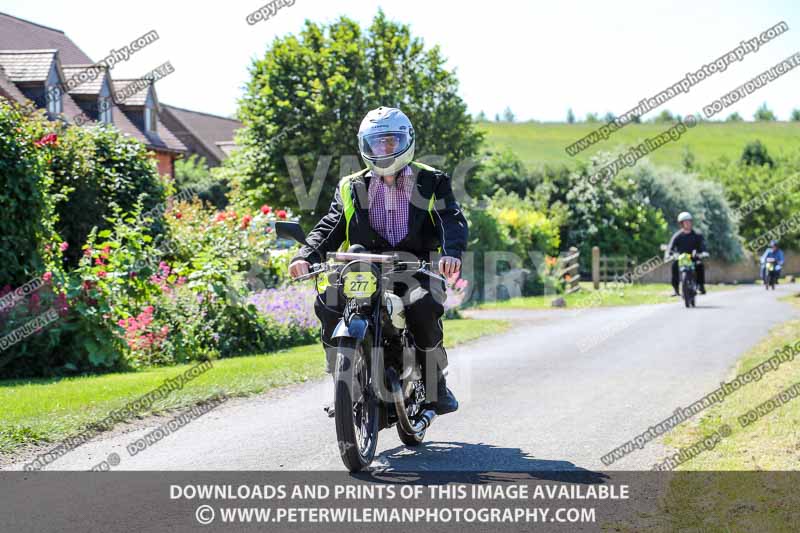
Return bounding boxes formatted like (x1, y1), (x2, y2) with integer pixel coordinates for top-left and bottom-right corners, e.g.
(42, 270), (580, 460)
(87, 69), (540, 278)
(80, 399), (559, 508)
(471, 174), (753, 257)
(291, 252), (447, 283)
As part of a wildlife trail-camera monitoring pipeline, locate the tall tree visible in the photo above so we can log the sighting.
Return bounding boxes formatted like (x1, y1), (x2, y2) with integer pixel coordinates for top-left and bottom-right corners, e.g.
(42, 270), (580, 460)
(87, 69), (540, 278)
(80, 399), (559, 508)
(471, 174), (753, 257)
(236, 10), (484, 222)
(754, 102), (777, 121)
(566, 108), (575, 124)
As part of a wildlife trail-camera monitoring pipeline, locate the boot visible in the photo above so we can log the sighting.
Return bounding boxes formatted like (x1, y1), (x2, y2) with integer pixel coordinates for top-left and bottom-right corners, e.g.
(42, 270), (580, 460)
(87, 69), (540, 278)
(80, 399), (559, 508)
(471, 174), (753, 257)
(425, 370), (459, 415)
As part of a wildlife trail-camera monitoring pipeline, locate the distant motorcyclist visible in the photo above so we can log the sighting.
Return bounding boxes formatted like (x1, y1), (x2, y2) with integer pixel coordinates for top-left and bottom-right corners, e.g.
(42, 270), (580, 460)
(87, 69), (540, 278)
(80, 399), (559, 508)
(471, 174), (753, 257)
(666, 212), (708, 296)
(760, 240), (785, 283)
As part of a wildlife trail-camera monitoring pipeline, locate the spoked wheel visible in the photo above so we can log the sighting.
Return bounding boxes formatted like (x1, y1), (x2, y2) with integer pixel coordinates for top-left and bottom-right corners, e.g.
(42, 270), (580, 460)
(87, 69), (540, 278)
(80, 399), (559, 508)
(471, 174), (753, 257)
(397, 379), (427, 447)
(334, 336), (378, 472)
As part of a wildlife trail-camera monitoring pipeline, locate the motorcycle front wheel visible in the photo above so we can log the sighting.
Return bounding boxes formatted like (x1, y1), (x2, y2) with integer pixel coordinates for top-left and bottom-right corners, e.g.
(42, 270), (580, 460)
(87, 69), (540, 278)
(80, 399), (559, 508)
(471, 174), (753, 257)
(682, 275), (693, 308)
(334, 336), (379, 472)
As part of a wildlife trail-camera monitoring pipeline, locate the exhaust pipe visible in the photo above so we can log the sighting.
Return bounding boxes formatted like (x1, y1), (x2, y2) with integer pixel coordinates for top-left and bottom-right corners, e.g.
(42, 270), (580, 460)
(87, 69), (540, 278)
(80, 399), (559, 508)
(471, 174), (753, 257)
(387, 368), (437, 435)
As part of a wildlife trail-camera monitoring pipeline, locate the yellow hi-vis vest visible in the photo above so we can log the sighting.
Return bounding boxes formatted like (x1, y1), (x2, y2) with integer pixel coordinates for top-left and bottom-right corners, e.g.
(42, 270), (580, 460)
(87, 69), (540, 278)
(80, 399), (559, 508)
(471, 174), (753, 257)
(338, 162), (438, 250)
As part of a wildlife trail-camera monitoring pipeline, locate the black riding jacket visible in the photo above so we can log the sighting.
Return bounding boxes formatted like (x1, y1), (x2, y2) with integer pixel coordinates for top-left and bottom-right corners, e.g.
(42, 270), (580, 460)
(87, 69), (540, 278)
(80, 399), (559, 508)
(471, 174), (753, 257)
(667, 229), (707, 255)
(292, 164), (468, 264)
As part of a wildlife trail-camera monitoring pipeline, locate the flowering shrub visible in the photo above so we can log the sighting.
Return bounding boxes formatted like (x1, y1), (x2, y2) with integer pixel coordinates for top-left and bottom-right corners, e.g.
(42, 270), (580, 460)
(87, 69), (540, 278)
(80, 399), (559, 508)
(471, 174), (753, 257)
(249, 285), (317, 330)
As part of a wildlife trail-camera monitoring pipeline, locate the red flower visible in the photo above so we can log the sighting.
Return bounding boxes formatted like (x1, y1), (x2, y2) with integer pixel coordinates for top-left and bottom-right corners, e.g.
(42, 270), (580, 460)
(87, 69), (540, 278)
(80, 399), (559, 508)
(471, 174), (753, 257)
(95, 257), (106, 266)
(277, 210), (287, 219)
(97, 270), (107, 278)
(175, 212), (183, 219)
(34, 133), (58, 147)
(214, 212), (226, 223)
(59, 242), (69, 252)
(260, 205), (271, 215)
(240, 214), (252, 229)
(42, 271), (53, 283)
(84, 248), (93, 257)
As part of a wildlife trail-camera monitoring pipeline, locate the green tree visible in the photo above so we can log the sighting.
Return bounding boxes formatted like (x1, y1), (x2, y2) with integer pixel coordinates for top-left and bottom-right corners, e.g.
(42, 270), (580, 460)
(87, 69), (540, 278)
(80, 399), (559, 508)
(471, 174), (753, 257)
(235, 10), (484, 223)
(585, 112), (599, 123)
(790, 108), (800, 122)
(603, 112), (615, 123)
(175, 154), (229, 210)
(654, 110), (674, 123)
(566, 108), (575, 124)
(726, 112), (743, 122)
(740, 140), (774, 168)
(469, 148), (534, 198)
(475, 110), (487, 122)
(502, 107), (515, 122)
(754, 102), (777, 121)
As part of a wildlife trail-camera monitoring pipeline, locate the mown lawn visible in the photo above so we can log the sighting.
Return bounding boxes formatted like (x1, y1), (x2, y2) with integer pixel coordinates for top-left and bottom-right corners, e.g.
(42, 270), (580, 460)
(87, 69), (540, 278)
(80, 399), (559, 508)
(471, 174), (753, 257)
(617, 293), (800, 531)
(0, 318), (510, 457)
(474, 282), (736, 310)
(479, 121), (800, 170)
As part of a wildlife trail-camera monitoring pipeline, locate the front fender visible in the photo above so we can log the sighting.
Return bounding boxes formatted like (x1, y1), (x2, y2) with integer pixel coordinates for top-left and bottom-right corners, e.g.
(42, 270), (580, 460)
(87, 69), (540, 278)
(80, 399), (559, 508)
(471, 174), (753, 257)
(331, 316), (369, 341)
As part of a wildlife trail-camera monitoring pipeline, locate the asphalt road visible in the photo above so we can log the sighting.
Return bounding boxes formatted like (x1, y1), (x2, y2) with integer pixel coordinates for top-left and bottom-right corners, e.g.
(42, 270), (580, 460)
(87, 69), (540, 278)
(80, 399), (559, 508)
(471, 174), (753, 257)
(10, 284), (799, 472)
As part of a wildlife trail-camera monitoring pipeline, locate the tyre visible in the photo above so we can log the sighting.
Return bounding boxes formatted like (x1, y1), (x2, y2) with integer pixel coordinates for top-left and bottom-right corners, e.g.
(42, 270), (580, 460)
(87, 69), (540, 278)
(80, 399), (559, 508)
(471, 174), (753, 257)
(682, 276), (692, 308)
(334, 336), (379, 472)
(396, 379), (427, 447)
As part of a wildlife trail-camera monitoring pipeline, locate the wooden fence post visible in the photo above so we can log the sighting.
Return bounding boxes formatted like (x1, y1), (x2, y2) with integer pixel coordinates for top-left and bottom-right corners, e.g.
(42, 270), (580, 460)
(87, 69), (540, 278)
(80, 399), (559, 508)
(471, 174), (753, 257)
(592, 246), (600, 290)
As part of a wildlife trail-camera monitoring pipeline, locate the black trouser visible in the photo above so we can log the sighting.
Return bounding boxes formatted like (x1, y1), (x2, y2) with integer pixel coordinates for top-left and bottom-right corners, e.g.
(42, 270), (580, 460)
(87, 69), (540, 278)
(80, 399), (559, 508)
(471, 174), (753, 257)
(671, 262), (705, 294)
(314, 274), (448, 375)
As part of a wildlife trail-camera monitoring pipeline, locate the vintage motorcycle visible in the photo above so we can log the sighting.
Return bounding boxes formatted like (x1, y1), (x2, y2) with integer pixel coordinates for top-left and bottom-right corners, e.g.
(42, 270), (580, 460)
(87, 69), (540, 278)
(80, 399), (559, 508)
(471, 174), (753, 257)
(276, 221), (445, 472)
(763, 257), (778, 290)
(671, 251), (707, 308)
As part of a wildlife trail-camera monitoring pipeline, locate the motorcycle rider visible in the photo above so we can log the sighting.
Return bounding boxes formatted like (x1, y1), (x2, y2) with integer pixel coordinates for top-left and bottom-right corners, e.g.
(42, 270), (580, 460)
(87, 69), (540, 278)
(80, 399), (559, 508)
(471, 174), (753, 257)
(666, 211), (707, 296)
(760, 240), (785, 283)
(288, 106), (466, 417)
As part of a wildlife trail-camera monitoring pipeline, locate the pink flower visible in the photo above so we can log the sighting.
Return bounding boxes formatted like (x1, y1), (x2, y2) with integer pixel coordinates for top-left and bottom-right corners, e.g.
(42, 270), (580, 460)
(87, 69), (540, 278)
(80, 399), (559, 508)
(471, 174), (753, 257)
(214, 212), (226, 222)
(59, 242), (69, 252)
(42, 271), (53, 283)
(144, 305), (154, 314)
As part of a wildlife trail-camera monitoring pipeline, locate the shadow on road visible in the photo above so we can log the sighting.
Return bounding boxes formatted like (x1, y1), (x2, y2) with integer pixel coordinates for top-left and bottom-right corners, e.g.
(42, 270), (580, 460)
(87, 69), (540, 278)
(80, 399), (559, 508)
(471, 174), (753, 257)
(354, 441), (608, 485)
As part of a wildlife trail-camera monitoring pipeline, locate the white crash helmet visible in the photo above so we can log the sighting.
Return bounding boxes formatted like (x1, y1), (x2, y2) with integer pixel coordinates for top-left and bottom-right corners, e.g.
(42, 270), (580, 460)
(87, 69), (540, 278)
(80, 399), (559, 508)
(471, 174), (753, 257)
(677, 211), (693, 223)
(357, 106), (415, 176)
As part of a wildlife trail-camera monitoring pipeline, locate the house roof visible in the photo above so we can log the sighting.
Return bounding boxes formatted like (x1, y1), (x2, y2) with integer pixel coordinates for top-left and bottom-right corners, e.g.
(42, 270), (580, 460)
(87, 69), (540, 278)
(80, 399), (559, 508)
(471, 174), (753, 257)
(0, 49), (60, 83)
(161, 104), (241, 162)
(0, 12), (93, 64)
(61, 64), (108, 95)
(112, 79), (151, 106)
(0, 64), (29, 103)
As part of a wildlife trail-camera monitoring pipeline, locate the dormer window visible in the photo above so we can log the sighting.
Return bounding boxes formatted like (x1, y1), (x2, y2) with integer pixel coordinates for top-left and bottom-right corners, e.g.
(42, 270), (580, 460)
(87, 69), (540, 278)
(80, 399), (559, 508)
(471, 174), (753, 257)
(98, 97), (112, 124)
(145, 105), (157, 133)
(46, 83), (62, 115)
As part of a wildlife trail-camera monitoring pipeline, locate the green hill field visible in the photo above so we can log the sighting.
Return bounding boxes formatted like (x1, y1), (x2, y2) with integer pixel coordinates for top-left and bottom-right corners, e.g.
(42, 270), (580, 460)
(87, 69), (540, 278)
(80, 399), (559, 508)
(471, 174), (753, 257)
(478, 121), (800, 170)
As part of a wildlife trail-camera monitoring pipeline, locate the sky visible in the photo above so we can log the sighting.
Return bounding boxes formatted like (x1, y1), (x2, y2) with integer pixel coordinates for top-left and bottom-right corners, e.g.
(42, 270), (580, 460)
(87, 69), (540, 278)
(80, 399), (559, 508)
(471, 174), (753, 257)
(3, 0), (800, 122)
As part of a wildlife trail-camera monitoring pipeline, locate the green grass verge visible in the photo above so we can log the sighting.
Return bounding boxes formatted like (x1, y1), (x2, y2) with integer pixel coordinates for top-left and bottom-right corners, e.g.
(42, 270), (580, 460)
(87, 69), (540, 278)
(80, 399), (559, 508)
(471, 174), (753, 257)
(474, 282), (735, 310)
(480, 121), (800, 171)
(619, 293), (800, 531)
(0, 318), (509, 457)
